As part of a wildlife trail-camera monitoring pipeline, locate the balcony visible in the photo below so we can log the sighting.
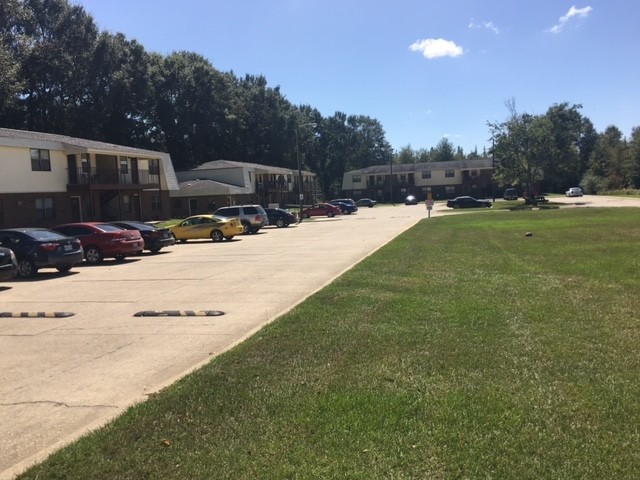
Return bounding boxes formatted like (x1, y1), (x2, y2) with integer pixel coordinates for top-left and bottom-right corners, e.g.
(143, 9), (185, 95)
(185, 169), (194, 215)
(68, 168), (160, 187)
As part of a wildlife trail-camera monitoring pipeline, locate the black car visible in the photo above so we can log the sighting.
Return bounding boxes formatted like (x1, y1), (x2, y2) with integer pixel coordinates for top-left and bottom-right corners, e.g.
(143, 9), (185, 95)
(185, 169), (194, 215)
(264, 208), (297, 228)
(110, 220), (175, 253)
(405, 195), (418, 205)
(446, 196), (492, 209)
(0, 228), (84, 277)
(356, 198), (377, 208)
(0, 246), (18, 281)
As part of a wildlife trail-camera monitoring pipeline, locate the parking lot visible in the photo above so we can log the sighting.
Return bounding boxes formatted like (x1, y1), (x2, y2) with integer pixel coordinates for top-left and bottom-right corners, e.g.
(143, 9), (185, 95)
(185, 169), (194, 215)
(0, 203), (437, 478)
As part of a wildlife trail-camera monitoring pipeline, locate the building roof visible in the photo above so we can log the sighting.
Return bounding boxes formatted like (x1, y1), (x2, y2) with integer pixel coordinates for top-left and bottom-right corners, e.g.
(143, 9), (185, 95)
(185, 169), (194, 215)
(173, 178), (252, 197)
(0, 127), (179, 190)
(347, 158), (494, 176)
(189, 159), (313, 176)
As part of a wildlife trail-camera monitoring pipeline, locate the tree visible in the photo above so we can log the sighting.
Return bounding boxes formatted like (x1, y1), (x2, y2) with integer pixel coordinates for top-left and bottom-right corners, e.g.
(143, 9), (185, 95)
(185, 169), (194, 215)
(489, 101), (553, 195)
(432, 138), (455, 162)
(625, 127), (640, 188)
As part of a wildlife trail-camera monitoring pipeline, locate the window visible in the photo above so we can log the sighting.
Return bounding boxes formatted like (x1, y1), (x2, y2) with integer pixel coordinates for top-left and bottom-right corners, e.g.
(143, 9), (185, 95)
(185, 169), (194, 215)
(120, 157), (129, 174)
(445, 186), (455, 195)
(35, 197), (55, 219)
(471, 169), (478, 178)
(422, 170), (431, 179)
(445, 169), (455, 178)
(352, 175), (361, 183)
(148, 159), (159, 175)
(152, 195), (161, 211)
(31, 149), (51, 171)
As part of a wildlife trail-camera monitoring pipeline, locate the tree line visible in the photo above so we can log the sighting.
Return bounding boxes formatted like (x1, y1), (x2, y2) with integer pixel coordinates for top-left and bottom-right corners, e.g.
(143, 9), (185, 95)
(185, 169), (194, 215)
(2, 1), (637, 198)
(489, 100), (640, 195)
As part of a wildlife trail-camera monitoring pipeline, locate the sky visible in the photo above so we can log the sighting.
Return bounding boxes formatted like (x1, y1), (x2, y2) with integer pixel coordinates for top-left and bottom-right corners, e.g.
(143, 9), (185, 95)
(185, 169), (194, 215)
(71, 0), (640, 155)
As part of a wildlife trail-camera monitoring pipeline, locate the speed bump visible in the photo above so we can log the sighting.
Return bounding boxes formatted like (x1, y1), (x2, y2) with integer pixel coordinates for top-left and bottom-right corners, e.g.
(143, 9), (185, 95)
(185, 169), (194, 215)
(0, 311), (75, 318)
(134, 310), (225, 317)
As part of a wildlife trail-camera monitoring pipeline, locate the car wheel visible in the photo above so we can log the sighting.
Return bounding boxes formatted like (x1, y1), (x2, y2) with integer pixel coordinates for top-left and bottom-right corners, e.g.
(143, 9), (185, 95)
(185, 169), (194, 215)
(56, 265), (73, 272)
(115, 254), (126, 261)
(85, 246), (103, 264)
(17, 258), (37, 278)
(241, 222), (251, 234)
(276, 218), (285, 228)
(149, 248), (161, 254)
(327, 211), (335, 218)
(210, 230), (224, 242)
(224, 236), (234, 241)
(302, 212), (310, 219)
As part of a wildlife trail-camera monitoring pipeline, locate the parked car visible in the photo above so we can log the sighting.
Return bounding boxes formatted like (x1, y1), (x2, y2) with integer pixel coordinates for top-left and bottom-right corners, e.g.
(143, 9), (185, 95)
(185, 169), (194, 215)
(566, 187), (583, 197)
(52, 222), (143, 264)
(168, 215), (244, 242)
(0, 246), (18, 280)
(446, 196), (492, 209)
(356, 198), (377, 208)
(503, 188), (518, 200)
(110, 220), (175, 253)
(0, 228), (84, 277)
(214, 205), (268, 234)
(405, 195), (418, 205)
(331, 198), (358, 209)
(329, 200), (358, 215)
(264, 208), (297, 228)
(301, 203), (342, 218)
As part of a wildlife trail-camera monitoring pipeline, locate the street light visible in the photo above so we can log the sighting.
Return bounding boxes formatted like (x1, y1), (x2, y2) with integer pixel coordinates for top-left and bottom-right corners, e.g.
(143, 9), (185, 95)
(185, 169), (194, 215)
(296, 122), (317, 222)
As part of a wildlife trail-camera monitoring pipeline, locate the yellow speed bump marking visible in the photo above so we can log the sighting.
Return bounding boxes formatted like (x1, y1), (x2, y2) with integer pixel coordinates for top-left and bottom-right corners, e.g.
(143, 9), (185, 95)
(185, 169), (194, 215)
(134, 310), (225, 317)
(0, 312), (75, 318)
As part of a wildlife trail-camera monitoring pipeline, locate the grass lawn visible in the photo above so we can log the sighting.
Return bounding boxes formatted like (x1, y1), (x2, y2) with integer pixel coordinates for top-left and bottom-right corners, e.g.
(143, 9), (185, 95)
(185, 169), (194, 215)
(19, 208), (640, 479)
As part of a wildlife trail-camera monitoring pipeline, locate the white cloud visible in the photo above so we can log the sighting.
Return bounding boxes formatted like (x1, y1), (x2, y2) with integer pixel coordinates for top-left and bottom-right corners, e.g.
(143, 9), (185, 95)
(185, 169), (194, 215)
(548, 5), (593, 34)
(468, 20), (500, 35)
(409, 38), (464, 59)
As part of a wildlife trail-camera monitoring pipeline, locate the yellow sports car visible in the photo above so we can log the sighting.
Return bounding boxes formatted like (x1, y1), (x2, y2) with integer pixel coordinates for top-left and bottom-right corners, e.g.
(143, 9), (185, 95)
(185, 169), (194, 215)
(169, 215), (244, 242)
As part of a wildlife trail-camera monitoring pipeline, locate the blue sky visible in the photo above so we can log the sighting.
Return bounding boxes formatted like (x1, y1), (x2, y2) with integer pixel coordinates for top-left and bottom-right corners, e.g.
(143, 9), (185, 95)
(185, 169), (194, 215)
(72, 0), (640, 154)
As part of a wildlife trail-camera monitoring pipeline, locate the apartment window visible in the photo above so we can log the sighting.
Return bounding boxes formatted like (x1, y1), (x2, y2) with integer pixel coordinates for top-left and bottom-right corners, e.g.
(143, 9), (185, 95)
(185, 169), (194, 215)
(35, 197), (55, 219)
(149, 159), (159, 175)
(471, 169), (478, 178)
(120, 157), (129, 174)
(152, 195), (161, 211)
(445, 186), (455, 195)
(352, 175), (361, 183)
(422, 170), (431, 179)
(31, 149), (51, 171)
(445, 169), (455, 178)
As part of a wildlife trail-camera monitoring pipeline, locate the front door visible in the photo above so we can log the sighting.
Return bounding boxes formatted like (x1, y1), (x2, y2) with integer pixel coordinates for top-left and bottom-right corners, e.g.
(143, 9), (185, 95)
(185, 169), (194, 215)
(67, 155), (78, 184)
(131, 158), (139, 184)
(189, 198), (198, 215)
(71, 196), (82, 221)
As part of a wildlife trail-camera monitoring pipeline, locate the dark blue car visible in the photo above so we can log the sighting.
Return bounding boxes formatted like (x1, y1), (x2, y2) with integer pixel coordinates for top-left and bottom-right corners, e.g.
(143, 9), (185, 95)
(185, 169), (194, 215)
(329, 200), (358, 215)
(0, 228), (84, 277)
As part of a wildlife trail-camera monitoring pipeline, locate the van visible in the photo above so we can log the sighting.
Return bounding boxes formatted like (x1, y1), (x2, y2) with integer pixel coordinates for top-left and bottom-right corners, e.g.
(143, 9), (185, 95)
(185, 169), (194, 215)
(214, 205), (268, 234)
(503, 188), (518, 200)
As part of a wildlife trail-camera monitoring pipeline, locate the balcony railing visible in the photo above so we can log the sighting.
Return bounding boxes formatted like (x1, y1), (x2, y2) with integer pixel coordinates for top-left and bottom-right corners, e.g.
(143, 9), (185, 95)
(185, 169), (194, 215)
(69, 168), (159, 186)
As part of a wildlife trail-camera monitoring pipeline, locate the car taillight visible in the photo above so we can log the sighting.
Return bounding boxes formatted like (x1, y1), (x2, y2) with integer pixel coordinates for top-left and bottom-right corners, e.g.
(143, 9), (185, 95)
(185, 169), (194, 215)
(39, 243), (59, 252)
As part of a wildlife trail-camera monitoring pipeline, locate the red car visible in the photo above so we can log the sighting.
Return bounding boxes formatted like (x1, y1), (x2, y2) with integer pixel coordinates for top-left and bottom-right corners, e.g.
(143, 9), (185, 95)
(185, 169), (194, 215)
(301, 203), (342, 218)
(52, 222), (144, 264)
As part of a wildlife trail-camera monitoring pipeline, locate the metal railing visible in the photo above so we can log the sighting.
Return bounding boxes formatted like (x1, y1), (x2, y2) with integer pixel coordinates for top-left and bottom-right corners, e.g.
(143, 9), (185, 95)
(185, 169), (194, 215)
(69, 168), (159, 186)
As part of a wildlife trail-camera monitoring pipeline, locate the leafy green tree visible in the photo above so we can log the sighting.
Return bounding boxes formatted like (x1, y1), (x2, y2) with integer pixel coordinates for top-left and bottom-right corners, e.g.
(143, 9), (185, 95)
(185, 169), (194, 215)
(18, 0), (98, 133)
(625, 127), (640, 188)
(432, 138), (455, 162)
(542, 103), (585, 191)
(489, 103), (553, 195)
(582, 126), (626, 192)
(396, 145), (417, 164)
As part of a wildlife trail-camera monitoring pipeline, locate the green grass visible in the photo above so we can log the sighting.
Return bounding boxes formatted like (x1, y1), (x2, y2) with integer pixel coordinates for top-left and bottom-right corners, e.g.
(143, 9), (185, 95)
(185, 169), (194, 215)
(19, 208), (640, 479)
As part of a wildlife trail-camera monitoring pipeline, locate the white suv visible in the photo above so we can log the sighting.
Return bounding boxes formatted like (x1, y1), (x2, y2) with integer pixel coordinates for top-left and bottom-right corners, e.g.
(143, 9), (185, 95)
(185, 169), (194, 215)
(566, 187), (583, 197)
(214, 205), (268, 234)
